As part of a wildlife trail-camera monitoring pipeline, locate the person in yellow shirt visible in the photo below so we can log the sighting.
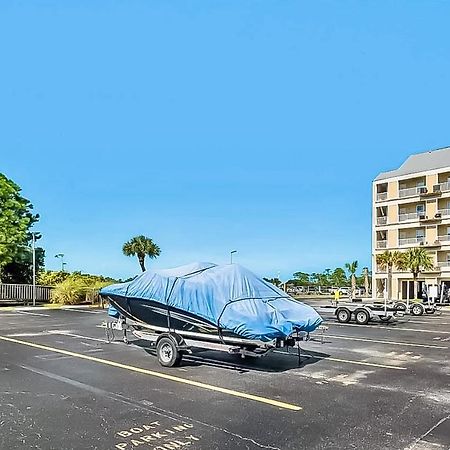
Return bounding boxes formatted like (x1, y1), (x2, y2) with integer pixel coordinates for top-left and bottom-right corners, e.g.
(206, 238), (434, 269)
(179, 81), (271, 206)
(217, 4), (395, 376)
(334, 289), (341, 306)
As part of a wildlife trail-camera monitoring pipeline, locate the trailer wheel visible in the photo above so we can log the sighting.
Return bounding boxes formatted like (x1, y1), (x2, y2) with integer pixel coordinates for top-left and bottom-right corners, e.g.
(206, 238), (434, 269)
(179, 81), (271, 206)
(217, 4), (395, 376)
(156, 337), (182, 367)
(336, 308), (351, 323)
(411, 303), (424, 316)
(355, 309), (370, 325)
(379, 315), (392, 323)
(394, 302), (407, 312)
(425, 308), (435, 315)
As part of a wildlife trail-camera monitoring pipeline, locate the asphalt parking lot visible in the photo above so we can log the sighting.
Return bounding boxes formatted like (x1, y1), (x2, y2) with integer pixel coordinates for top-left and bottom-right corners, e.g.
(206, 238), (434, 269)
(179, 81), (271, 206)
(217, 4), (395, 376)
(1, 303), (449, 450)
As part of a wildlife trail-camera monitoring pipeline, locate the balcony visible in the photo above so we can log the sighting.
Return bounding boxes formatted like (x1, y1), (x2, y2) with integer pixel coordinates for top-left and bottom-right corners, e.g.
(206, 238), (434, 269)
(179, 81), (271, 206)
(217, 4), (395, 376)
(422, 266), (441, 274)
(439, 181), (450, 192)
(376, 192), (388, 202)
(437, 261), (450, 269)
(399, 236), (425, 246)
(399, 187), (420, 198)
(376, 240), (387, 249)
(424, 240), (441, 248)
(438, 235), (450, 242)
(437, 209), (450, 217)
(376, 217), (387, 226)
(420, 214), (442, 224)
(399, 212), (421, 222)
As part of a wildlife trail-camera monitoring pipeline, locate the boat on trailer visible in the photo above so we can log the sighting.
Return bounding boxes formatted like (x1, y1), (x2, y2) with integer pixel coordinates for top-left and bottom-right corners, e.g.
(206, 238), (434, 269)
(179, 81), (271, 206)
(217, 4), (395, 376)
(100, 262), (323, 366)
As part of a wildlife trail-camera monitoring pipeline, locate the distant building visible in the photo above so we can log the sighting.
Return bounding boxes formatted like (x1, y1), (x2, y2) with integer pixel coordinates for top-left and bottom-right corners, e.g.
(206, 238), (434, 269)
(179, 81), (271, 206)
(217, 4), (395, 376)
(372, 147), (450, 300)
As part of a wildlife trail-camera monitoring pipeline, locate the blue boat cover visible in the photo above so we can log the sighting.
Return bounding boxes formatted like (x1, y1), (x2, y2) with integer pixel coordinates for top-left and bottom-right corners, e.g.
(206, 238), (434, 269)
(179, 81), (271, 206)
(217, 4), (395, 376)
(101, 263), (322, 341)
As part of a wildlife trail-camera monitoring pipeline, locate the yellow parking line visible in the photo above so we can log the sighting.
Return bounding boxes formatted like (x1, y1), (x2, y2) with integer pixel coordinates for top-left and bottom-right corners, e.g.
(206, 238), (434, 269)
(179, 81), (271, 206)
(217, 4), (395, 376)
(0, 335), (301, 412)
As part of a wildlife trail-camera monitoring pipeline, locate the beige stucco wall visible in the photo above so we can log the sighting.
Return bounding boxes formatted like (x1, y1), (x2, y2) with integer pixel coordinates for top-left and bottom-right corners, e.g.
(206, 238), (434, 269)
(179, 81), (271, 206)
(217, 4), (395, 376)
(387, 181), (398, 199)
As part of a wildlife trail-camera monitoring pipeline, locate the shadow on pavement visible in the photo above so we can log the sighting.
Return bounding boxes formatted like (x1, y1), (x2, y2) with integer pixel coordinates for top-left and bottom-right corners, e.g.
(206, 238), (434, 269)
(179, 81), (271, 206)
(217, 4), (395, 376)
(131, 338), (329, 373)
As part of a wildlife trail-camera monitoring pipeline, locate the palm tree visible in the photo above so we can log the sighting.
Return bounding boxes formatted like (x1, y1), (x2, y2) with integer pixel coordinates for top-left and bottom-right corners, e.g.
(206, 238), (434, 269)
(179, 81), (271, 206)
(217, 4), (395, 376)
(398, 247), (434, 299)
(375, 250), (404, 300)
(344, 261), (358, 299)
(122, 235), (161, 272)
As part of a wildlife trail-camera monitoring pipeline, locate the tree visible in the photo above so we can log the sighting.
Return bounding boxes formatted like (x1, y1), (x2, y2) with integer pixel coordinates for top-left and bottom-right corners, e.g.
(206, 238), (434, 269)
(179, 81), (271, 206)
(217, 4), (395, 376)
(2, 247), (45, 284)
(122, 235), (161, 272)
(344, 261), (358, 298)
(292, 271), (310, 286)
(263, 277), (281, 287)
(398, 248), (434, 299)
(376, 250), (404, 300)
(322, 268), (332, 285)
(330, 267), (347, 287)
(0, 174), (39, 281)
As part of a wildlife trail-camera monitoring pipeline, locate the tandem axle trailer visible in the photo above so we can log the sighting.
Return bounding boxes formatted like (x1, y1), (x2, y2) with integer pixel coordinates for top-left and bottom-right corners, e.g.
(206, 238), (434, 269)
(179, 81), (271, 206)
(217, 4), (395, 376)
(334, 303), (403, 325)
(332, 297), (440, 325)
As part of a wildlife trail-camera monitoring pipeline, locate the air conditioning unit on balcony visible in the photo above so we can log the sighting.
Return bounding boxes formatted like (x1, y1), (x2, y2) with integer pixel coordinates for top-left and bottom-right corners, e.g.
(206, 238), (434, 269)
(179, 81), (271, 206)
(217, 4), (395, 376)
(418, 187), (428, 194)
(433, 184), (441, 193)
(435, 213), (442, 218)
(419, 214), (426, 220)
(419, 241), (424, 245)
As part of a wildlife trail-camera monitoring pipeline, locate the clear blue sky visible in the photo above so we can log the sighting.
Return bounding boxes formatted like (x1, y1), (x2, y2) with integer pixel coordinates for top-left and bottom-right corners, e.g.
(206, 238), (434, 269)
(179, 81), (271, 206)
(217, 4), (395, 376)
(2, 1), (450, 280)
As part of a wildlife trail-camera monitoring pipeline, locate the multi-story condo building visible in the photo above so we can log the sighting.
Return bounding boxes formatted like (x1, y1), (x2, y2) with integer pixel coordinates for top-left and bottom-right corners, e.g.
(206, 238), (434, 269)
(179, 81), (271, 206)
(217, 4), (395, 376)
(372, 147), (450, 300)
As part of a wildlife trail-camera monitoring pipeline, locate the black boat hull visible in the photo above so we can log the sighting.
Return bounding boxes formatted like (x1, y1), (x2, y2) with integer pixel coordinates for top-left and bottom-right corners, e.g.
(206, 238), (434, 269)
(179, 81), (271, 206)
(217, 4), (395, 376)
(102, 294), (265, 346)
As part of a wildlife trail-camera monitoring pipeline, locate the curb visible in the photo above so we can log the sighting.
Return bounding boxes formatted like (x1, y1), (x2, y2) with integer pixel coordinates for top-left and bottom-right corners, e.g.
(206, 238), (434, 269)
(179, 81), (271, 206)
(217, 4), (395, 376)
(0, 304), (105, 312)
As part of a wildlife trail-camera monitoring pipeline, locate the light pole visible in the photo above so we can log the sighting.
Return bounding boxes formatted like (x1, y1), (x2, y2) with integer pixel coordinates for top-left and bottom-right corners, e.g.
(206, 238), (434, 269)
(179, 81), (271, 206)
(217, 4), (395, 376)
(55, 253), (65, 272)
(230, 250), (237, 264)
(31, 232), (41, 307)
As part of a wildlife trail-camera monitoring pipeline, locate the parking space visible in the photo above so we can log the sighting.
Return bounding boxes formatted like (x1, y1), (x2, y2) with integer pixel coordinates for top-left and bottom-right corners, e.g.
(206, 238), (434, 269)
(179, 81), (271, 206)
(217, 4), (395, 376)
(1, 307), (449, 449)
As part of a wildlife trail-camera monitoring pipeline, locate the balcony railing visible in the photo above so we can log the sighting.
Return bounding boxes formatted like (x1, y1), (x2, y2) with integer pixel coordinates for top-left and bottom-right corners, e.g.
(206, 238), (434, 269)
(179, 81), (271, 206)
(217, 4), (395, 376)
(438, 235), (450, 242)
(422, 266), (441, 273)
(399, 212), (421, 222)
(376, 240), (387, 249)
(399, 187), (420, 198)
(437, 261), (450, 268)
(437, 209), (450, 217)
(399, 237), (425, 246)
(439, 181), (450, 192)
(376, 192), (388, 201)
(376, 217), (387, 226)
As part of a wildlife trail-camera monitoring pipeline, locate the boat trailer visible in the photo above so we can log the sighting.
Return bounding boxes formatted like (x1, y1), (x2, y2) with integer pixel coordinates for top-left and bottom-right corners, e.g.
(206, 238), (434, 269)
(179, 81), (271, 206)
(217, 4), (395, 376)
(101, 317), (328, 367)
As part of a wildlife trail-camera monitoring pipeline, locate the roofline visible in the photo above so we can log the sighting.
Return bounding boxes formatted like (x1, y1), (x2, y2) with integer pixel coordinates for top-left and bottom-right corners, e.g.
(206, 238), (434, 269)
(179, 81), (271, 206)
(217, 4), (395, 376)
(374, 145), (450, 182)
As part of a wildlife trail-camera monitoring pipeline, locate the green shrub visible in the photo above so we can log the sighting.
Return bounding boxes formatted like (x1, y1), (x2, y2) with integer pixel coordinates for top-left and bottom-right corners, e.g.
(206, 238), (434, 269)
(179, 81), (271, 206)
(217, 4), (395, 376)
(38, 270), (70, 286)
(51, 278), (87, 305)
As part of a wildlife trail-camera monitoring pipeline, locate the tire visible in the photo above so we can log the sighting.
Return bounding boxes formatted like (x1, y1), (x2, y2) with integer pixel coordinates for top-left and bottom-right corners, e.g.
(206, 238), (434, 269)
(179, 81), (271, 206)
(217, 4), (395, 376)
(411, 303), (424, 316)
(336, 308), (351, 323)
(355, 309), (370, 325)
(156, 337), (182, 367)
(379, 315), (392, 323)
(395, 302), (407, 312)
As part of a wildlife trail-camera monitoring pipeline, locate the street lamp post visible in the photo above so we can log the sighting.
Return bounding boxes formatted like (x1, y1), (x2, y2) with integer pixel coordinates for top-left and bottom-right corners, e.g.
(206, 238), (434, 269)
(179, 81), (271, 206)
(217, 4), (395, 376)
(55, 253), (65, 272)
(31, 232), (41, 307)
(32, 234), (36, 306)
(230, 250), (237, 264)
